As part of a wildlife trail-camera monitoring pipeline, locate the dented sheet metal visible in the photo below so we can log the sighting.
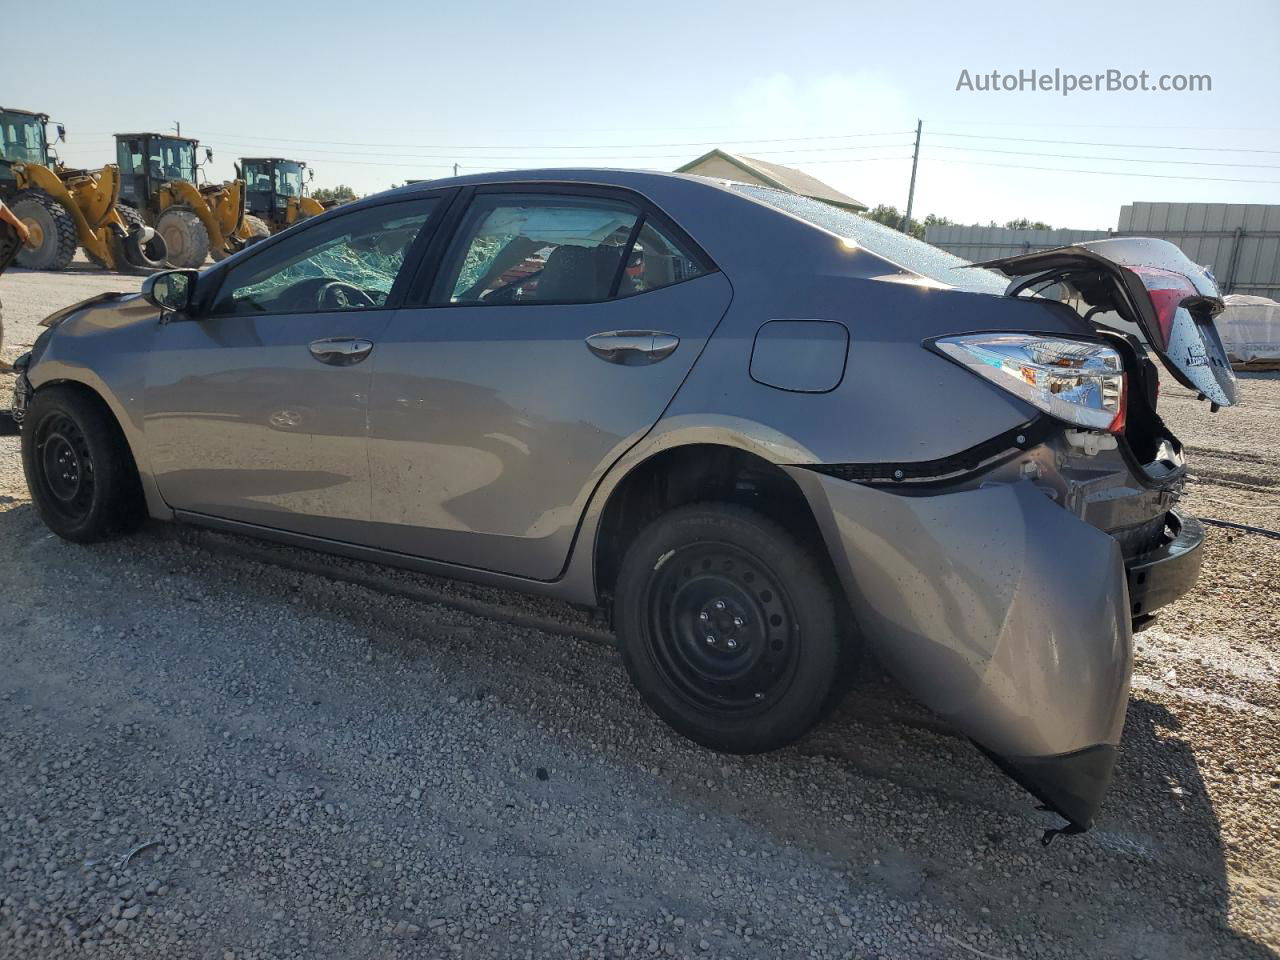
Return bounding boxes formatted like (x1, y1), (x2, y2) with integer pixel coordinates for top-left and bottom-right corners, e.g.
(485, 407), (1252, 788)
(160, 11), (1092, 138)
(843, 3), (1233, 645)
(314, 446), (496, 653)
(788, 469), (1133, 828)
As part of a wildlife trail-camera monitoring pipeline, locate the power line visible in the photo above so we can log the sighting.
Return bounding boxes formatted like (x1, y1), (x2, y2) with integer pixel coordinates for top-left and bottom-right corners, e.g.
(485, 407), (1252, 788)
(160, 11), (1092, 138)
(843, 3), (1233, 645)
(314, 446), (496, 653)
(172, 129), (916, 152)
(925, 156), (1280, 184)
(293, 155), (913, 170)
(173, 137), (914, 163)
(927, 143), (1280, 170)
(928, 119), (1280, 132)
(929, 131), (1280, 155)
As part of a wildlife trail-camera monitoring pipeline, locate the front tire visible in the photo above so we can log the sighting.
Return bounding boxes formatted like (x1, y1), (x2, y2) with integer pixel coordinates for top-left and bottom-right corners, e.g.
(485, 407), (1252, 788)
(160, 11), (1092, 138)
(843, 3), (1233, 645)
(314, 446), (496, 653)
(21, 386), (146, 543)
(11, 190), (78, 271)
(615, 503), (849, 754)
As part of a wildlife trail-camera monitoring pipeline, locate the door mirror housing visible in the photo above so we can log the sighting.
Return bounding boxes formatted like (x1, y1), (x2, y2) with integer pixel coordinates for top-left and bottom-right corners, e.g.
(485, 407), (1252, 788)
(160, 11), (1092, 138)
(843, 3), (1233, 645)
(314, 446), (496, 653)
(142, 269), (198, 313)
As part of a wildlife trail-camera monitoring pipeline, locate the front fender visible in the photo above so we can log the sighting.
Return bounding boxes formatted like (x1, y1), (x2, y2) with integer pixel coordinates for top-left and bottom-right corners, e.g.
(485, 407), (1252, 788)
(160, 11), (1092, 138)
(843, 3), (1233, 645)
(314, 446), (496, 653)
(26, 301), (172, 521)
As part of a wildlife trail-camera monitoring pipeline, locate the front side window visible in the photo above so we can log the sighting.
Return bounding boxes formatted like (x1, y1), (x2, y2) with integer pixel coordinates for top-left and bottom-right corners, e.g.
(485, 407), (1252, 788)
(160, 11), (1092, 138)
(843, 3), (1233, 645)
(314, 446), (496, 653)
(117, 139), (145, 175)
(0, 112), (46, 166)
(212, 198), (438, 316)
(440, 195), (639, 305)
(243, 161), (272, 193)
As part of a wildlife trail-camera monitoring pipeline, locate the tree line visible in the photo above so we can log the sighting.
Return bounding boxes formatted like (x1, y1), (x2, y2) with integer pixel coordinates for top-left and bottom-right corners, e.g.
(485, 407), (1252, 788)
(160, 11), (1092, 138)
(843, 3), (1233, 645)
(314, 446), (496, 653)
(861, 205), (1053, 240)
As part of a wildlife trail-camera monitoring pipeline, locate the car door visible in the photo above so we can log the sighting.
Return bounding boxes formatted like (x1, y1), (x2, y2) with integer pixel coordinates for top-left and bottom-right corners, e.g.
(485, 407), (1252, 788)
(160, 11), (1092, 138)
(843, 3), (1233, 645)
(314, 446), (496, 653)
(143, 194), (445, 540)
(365, 185), (733, 580)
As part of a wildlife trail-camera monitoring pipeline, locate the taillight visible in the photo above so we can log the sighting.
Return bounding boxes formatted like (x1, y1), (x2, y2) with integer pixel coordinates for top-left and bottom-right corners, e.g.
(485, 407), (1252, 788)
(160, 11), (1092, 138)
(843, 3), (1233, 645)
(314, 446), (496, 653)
(935, 334), (1127, 434)
(1126, 265), (1199, 352)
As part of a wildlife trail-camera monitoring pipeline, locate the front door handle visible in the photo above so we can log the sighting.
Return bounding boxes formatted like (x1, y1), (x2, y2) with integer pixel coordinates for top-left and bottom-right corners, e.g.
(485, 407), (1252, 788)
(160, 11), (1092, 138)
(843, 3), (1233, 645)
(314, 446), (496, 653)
(585, 331), (680, 365)
(309, 338), (374, 366)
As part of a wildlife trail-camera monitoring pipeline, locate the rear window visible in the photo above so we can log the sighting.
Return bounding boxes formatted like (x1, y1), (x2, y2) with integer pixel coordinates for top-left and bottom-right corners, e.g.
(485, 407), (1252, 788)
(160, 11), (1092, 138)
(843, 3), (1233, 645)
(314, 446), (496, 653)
(732, 184), (1010, 296)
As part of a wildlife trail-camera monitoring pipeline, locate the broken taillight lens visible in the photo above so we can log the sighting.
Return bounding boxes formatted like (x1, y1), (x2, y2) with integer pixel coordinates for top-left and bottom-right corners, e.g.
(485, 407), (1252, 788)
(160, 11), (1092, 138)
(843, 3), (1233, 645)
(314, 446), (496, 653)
(935, 334), (1127, 434)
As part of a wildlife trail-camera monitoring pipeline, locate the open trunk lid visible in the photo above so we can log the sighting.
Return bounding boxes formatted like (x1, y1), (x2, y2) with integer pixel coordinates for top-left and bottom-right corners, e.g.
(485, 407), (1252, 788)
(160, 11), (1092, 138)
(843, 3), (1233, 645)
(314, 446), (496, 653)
(975, 237), (1238, 407)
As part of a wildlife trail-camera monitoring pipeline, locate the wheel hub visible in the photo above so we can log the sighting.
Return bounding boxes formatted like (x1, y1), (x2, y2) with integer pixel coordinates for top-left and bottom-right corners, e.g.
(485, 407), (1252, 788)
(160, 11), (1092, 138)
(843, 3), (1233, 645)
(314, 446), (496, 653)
(21, 216), (43, 249)
(42, 432), (83, 503)
(35, 413), (95, 521)
(645, 544), (800, 714)
(696, 596), (754, 653)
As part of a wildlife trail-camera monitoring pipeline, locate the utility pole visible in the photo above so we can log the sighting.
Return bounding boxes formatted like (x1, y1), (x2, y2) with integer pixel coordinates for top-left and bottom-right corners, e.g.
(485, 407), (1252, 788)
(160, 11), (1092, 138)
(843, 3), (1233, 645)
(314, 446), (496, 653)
(173, 121), (181, 137)
(901, 119), (922, 234)
(453, 162), (459, 177)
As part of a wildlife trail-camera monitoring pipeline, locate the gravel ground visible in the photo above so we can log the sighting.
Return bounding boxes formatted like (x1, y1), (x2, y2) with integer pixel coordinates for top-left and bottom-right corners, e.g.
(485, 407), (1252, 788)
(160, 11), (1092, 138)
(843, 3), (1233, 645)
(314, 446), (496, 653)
(1, 265), (1277, 960)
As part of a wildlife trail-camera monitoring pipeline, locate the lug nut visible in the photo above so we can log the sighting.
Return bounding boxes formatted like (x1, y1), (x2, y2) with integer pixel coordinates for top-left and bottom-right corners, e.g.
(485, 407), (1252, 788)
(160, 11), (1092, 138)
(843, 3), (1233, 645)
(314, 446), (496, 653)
(732, 617), (744, 627)
(704, 635), (716, 645)
(725, 638), (738, 650)
(714, 600), (726, 610)
(699, 612), (709, 622)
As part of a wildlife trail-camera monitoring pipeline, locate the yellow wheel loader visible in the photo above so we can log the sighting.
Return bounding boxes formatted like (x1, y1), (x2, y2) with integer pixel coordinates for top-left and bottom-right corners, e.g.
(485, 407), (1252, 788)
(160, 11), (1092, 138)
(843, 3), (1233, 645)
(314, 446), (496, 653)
(240, 158), (326, 234)
(114, 133), (268, 268)
(0, 107), (167, 272)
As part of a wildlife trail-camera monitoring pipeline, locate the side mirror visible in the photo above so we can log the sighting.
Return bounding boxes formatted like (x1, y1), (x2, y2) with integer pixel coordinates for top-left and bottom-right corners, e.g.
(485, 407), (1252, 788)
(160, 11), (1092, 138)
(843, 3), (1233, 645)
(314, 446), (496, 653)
(205, 147), (214, 163)
(141, 269), (198, 313)
(56, 124), (67, 143)
(308, 168), (315, 181)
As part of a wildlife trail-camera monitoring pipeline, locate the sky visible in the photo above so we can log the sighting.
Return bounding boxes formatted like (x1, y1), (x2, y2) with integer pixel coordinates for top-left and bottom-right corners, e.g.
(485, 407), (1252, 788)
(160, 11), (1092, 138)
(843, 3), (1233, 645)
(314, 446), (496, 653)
(7, 0), (1280, 230)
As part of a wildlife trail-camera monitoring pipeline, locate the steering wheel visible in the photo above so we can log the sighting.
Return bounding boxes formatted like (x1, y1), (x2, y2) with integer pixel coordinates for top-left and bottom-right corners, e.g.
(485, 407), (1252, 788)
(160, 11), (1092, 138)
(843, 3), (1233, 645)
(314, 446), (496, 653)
(316, 281), (377, 311)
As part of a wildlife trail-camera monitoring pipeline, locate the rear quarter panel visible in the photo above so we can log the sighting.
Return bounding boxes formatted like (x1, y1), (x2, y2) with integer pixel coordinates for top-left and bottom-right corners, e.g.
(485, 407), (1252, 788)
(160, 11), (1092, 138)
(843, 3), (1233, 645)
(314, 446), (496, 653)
(665, 274), (1090, 465)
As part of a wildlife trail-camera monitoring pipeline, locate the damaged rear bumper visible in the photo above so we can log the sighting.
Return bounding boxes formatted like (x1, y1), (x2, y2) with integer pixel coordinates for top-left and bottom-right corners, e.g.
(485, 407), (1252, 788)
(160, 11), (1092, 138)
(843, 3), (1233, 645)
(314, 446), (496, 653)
(1127, 510), (1204, 620)
(785, 470), (1141, 830)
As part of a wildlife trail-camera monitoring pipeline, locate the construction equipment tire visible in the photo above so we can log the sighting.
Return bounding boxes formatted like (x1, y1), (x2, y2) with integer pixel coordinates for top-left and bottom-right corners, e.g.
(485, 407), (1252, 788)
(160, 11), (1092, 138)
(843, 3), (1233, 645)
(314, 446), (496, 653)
(155, 207), (210, 268)
(11, 191), (78, 271)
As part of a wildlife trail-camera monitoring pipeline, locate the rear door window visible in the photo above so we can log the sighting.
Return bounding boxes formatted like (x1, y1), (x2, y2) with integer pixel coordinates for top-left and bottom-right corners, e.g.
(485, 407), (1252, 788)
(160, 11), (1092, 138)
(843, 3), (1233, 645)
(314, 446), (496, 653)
(438, 194), (639, 305)
(617, 220), (708, 297)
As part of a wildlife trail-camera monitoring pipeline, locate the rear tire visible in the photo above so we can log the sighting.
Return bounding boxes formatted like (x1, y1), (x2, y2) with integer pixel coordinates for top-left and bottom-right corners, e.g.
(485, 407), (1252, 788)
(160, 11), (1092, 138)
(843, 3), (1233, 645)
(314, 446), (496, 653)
(615, 503), (850, 754)
(155, 207), (209, 268)
(11, 190), (78, 271)
(222, 214), (272, 256)
(243, 214), (270, 240)
(21, 386), (146, 543)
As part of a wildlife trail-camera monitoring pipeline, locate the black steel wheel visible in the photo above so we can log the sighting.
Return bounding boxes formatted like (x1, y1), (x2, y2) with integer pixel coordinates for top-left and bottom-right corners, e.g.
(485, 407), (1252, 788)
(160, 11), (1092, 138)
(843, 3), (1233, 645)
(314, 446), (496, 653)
(21, 386), (146, 543)
(33, 412), (96, 524)
(616, 503), (853, 753)
(646, 542), (802, 715)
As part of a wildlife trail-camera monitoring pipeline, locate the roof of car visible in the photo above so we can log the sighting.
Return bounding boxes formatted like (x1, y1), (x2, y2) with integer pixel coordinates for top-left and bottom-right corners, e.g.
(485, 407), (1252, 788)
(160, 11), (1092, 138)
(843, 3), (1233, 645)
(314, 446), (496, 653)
(388, 167), (726, 192)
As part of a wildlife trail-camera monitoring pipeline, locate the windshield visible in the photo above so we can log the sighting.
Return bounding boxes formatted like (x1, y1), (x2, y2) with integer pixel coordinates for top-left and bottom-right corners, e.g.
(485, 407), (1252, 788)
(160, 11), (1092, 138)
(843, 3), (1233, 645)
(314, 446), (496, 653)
(148, 138), (196, 182)
(276, 162), (304, 197)
(732, 184), (1010, 295)
(0, 111), (48, 167)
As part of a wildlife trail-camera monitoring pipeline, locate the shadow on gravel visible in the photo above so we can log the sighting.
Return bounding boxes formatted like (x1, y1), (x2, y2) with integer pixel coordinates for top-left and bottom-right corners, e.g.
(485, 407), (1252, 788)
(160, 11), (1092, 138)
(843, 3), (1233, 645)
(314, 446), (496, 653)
(1104, 697), (1274, 959)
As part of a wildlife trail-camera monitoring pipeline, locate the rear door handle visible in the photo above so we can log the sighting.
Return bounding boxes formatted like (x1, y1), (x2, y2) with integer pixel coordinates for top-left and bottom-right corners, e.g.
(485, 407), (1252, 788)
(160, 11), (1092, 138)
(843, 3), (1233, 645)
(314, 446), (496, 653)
(585, 331), (680, 365)
(309, 338), (374, 366)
